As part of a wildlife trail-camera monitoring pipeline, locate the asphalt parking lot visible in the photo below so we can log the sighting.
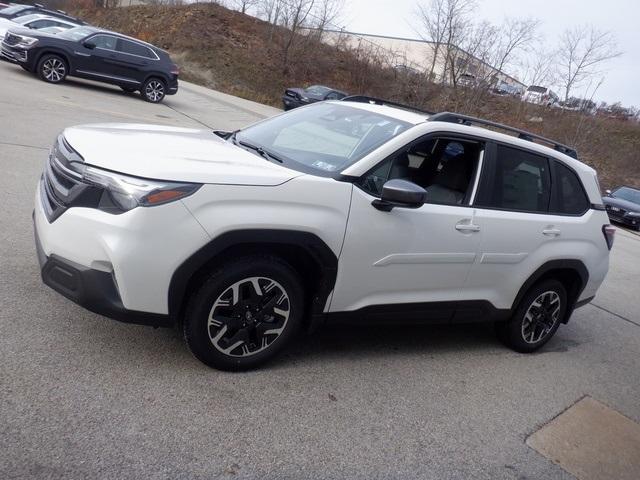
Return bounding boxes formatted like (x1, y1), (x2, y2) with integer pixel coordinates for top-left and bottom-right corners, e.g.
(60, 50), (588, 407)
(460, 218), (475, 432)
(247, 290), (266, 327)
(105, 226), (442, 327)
(1, 61), (639, 480)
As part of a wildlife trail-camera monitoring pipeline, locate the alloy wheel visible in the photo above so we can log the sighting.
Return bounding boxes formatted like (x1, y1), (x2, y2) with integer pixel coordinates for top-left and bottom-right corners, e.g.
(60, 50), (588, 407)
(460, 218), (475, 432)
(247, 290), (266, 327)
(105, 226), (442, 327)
(145, 80), (165, 102)
(207, 276), (290, 357)
(521, 290), (561, 344)
(42, 58), (65, 82)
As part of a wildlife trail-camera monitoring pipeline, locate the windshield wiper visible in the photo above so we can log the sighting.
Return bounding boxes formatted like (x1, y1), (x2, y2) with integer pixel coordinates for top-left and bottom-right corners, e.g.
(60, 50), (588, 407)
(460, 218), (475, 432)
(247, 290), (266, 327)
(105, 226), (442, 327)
(237, 140), (284, 164)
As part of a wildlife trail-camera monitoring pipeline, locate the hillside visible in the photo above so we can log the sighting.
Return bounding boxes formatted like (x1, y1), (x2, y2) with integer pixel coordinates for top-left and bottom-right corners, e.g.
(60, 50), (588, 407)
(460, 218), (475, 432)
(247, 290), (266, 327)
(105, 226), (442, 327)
(75, 3), (639, 189)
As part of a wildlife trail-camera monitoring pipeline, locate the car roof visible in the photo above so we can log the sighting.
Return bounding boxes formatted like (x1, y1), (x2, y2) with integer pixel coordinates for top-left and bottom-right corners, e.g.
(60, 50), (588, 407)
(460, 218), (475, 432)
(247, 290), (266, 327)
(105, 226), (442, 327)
(15, 13), (78, 24)
(337, 100), (430, 125)
(337, 100), (593, 173)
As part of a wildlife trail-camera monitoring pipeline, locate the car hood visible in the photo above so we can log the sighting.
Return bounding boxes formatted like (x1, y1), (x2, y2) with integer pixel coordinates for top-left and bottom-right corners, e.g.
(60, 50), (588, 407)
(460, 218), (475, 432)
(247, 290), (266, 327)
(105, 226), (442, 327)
(5, 25), (59, 39)
(62, 124), (303, 186)
(603, 196), (640, 212)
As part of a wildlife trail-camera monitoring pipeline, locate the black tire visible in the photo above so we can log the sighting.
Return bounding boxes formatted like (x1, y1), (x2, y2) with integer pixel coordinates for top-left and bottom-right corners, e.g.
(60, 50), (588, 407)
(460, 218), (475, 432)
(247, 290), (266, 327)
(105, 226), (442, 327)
(37, 54), (67, 84)
(120, 86), (137, 93)
(183, 255), (305, 371)
(496, 279), (567, 353)
(141, 77), (166, 103)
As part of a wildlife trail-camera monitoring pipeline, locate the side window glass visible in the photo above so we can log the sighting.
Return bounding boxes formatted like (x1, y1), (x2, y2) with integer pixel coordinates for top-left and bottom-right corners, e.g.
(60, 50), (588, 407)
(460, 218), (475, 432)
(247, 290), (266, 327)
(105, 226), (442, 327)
(552, 162), (589, 214)
(91, 35), (117, 51)
(477, 145), (550, 213)
(358, 157), (393, 196)
(117, 39), (156, 58)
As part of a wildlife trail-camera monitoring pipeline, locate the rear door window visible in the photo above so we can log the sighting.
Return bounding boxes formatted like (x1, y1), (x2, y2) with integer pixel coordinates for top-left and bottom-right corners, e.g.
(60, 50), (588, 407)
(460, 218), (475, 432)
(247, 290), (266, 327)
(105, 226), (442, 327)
(476, 144), (551, 213)
(551, 162), (589, 215)
(117, 39), (156, 59)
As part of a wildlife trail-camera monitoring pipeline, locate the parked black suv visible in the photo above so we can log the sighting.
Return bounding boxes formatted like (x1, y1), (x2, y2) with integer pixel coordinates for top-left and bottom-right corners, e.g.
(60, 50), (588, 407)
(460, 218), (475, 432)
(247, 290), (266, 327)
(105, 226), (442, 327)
(1, 26), (178, 102)
(0, 3), (85, 24)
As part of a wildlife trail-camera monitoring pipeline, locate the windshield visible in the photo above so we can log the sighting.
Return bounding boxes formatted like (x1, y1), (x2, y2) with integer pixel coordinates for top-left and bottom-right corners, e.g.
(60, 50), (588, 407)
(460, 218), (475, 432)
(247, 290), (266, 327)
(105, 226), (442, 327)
(527, 86), (547, 93)
(1, 5), (29, 15)
(236, 103), (412, 175)
(305, 85), (331, 96)
(57, 26), (95, 41)
(613, 186), (640, 204)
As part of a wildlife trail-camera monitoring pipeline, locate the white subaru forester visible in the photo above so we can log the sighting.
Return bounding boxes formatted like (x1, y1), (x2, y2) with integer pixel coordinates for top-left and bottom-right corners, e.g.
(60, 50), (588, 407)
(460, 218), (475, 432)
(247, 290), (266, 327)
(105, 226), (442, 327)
(34, 97), (613, 370)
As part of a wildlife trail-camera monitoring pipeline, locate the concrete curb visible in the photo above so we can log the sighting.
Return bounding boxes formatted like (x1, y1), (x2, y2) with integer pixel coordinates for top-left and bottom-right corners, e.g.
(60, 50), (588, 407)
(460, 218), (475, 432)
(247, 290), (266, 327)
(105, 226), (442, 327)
(178, 80), (282, 119)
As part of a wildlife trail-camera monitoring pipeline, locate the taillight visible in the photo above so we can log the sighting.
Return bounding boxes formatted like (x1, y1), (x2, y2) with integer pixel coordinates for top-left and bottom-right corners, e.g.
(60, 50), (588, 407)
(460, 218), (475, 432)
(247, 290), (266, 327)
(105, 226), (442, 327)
(170, 64), (180, 76)
(602, 224), (615, 250)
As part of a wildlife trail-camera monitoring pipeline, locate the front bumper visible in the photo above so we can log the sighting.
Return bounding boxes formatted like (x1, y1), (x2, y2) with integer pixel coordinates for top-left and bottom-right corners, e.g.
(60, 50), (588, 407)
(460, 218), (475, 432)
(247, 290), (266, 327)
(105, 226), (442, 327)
(33, 180), (211, 323)
(34, 213), (171, 327)
(606, 212), (640, 228)
(1, 42), (30, 65)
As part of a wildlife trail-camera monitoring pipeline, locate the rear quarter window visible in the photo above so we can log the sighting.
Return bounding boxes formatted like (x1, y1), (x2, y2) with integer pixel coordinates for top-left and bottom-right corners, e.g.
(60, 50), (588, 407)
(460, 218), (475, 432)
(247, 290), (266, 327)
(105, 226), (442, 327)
(551, 162), (589, 215)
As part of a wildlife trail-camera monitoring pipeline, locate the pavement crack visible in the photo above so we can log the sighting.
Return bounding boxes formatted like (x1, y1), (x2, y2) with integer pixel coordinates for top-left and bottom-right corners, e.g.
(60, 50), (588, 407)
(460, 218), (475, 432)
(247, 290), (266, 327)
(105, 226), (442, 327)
(163, 103), (213, 130)
(0, 141), (49, 151)
(591, 303), (640, 327)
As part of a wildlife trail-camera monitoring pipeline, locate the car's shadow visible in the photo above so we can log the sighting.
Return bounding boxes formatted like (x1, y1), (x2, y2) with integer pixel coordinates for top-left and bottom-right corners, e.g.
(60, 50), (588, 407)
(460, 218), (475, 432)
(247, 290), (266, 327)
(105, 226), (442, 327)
(10, 64), (142, 100)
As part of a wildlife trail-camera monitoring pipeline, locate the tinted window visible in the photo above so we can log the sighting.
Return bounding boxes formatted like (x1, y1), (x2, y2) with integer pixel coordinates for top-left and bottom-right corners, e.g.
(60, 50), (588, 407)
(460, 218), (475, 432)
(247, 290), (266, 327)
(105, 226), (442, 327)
(1, 6), (31, 15)
(117, 39), (156, 58)
(91, 35), (117, 50)
(552, 162), (589, 214)
(476, 145), (550, 213)
(27, 19), (56, 29)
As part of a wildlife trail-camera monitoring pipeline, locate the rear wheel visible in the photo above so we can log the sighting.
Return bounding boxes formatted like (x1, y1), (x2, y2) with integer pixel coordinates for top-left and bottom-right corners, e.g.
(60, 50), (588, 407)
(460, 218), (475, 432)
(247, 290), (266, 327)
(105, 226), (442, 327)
(37, 54), (67, 84)
(183, 255), (305, 371)
(141, 77), (166, 103)
(497, 279), (567, 353)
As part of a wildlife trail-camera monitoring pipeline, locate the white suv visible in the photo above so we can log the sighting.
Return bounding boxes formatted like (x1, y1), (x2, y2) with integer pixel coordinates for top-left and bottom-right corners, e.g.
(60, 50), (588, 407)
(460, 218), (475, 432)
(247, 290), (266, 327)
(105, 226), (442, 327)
(33, 97), (614, 370)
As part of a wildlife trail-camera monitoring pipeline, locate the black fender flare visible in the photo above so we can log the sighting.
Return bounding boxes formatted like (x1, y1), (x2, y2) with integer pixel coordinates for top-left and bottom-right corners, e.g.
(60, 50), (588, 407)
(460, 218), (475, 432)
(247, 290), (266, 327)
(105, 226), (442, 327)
(511, 259), (589, 322)
(168, 229), (338, 322)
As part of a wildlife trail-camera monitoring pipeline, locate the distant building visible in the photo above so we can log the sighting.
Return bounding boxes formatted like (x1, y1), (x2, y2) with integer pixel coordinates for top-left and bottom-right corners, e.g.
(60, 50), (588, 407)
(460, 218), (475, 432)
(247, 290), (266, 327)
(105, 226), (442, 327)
(316, 29), (526, 90)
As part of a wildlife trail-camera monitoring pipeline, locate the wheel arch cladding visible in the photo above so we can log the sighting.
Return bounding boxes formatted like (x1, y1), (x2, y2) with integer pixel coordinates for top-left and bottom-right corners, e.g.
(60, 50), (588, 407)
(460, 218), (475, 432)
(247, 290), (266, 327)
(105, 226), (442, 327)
(168, 229), (338, 324)
(512, 259), (588, 323)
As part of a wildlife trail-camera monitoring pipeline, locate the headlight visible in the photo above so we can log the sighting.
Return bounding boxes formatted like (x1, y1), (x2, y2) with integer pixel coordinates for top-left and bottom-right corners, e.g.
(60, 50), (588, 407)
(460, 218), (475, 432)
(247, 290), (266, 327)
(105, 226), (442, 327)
(626, 211), (640, 218)
(300, 95), (309, 101)
(74, 163), (201, 214)
(15, 35), (38, 48)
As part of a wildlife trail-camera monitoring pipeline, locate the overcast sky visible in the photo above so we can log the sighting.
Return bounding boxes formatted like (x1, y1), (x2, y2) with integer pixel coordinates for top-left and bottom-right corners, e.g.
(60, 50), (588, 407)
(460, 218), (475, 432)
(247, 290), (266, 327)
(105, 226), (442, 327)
(342, 0), (638, 106)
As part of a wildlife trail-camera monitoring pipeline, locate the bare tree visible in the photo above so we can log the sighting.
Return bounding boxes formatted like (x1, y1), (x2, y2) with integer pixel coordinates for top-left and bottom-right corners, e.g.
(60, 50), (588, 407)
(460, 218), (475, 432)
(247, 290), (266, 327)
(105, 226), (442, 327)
(278, 0), (316, 72)
(414, 0), (476, 84)
(491, 17), (540, 74)
(519, 42), (556, 88)
(557, 25), (622, 101)
(229, 0), (259, 14)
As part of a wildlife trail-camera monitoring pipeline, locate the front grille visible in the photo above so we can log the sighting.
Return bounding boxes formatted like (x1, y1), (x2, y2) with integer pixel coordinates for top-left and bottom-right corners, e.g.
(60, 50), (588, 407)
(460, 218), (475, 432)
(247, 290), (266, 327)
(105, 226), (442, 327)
(40, 137), (93, 222)
(4, 33), (20, 46)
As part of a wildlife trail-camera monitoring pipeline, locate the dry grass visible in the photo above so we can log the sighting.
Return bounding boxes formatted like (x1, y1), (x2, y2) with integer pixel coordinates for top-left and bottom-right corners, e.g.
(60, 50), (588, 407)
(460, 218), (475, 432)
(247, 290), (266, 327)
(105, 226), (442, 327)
(73, 3), (640, 189)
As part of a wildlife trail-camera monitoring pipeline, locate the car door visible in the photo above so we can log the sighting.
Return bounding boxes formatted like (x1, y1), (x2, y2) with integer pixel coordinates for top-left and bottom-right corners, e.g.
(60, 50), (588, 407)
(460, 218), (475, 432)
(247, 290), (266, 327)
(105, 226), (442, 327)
(329, 135), (485, 322)
(466, 142), (561, 310)
(114, 38), (158, 84)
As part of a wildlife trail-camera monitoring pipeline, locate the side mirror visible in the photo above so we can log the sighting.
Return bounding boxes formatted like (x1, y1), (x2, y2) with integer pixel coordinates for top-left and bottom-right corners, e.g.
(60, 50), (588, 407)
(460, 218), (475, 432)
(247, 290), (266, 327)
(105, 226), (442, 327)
(83, 41), (96, 50)
(372, 179), (426, 212)
(605, 189), (612, 196)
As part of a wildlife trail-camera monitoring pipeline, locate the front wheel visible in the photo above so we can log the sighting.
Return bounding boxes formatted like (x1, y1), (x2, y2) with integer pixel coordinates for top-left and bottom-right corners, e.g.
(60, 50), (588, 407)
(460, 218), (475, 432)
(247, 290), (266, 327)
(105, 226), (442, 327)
(183, 255), (305, 371)
(141, 77), (166, 103)
(496, 279), (567, 353)
(37, 54), (67, 84)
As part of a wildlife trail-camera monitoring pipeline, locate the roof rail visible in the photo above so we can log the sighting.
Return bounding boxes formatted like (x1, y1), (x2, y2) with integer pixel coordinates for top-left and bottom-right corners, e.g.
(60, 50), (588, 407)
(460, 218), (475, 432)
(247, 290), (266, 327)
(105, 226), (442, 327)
(429, 112), (578, 159)
(341, 95), (435, 116)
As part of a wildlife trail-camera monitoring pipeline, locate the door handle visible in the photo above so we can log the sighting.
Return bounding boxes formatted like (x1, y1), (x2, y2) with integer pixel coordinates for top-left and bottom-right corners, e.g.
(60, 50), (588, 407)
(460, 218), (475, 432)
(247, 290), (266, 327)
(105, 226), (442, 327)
(542, 228), (561, 236)
(455, 223), (480, 233)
